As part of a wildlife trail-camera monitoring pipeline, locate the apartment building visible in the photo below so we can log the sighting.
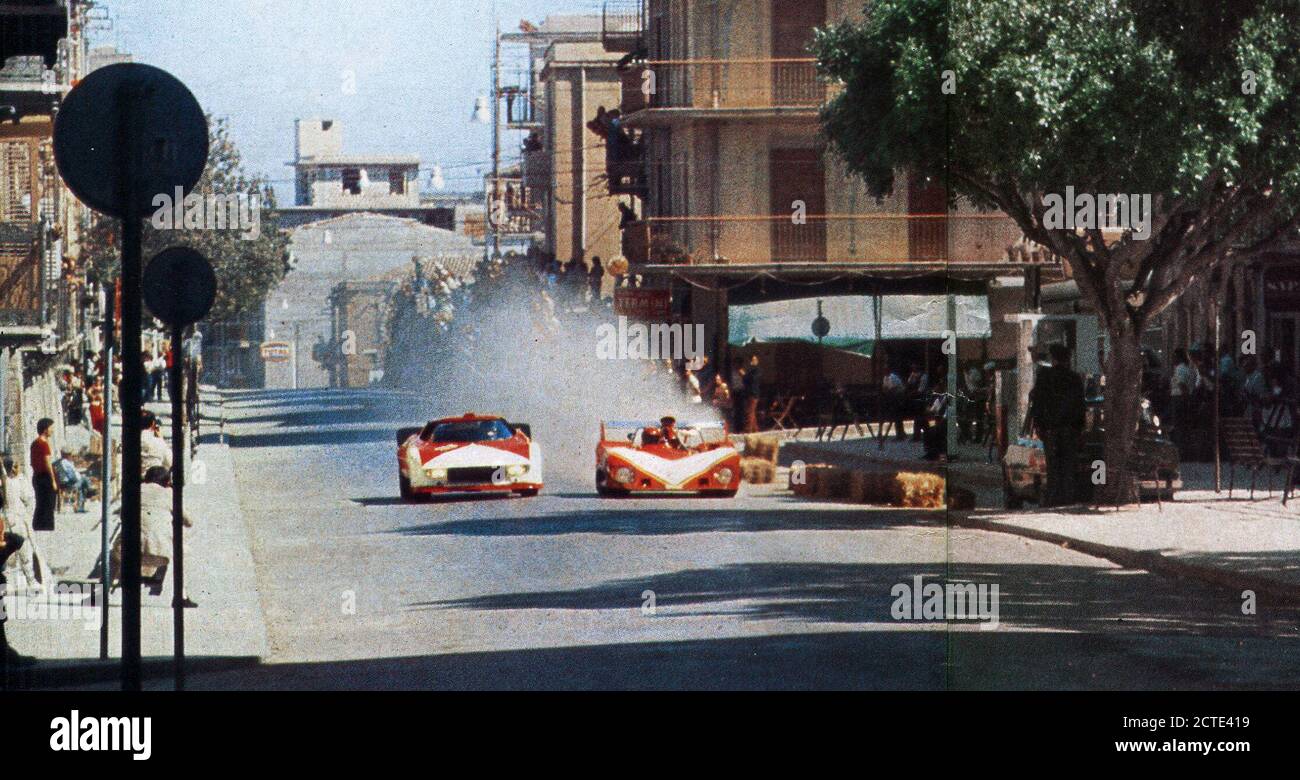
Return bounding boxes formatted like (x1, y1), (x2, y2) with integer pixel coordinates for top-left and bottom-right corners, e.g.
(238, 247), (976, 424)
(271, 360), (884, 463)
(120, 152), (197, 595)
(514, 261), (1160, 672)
(0, 0), (96, 456)
(496, 15), (632, 279)
(599, 0), (1050, 427)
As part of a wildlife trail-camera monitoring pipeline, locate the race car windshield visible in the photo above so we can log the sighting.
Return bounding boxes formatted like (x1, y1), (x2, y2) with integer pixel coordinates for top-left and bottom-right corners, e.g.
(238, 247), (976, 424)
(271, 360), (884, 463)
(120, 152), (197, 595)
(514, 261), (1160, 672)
(430, 419), (514, 442)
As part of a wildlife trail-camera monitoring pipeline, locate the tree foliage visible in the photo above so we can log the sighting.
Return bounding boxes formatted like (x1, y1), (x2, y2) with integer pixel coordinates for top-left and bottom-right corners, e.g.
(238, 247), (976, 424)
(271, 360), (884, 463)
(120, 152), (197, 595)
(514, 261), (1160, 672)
(816, 0), (1300, 496)
(81, 116), (291, 323)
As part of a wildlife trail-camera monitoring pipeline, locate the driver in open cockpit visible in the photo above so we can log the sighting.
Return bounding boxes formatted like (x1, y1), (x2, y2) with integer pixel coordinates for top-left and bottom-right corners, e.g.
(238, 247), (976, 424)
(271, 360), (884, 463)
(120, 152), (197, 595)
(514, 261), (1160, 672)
(660, 416), (688, 450)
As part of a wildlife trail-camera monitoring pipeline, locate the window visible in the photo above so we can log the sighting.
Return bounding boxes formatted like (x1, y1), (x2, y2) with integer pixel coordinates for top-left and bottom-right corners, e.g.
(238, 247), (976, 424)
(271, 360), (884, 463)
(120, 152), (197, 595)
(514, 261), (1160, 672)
(389, 169), (405, 195)
(341, 168), (361, 195)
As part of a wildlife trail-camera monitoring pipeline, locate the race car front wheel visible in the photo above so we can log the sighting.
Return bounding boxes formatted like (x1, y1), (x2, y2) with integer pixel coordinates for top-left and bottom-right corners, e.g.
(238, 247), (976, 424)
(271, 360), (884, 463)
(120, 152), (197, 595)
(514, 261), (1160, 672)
(399, 475), (415, 502)
(596, 469), (627, 497)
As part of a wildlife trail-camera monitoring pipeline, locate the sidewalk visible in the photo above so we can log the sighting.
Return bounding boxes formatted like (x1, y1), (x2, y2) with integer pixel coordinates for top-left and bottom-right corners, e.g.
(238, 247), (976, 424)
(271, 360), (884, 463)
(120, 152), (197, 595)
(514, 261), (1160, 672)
(5, 390), (267, 687)
(960, 462), (1300, 602)
(776, 430), (1300, 601)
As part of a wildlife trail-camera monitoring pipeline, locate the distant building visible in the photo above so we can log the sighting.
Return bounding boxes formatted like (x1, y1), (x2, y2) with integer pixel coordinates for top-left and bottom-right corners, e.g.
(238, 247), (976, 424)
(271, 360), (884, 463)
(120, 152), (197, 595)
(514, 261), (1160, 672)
(497, 15), (630, 273)
(325, 279), (397, 388)
(262, 212), (477, 389)
(277, 119), (460, 230)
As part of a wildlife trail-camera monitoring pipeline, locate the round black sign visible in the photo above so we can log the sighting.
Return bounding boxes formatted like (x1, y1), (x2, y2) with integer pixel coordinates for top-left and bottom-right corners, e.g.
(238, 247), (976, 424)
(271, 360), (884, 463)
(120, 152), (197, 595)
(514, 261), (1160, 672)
(53, 63), (209, 219)
(812, 316), (831, 339)
(143, 247), (217, 327)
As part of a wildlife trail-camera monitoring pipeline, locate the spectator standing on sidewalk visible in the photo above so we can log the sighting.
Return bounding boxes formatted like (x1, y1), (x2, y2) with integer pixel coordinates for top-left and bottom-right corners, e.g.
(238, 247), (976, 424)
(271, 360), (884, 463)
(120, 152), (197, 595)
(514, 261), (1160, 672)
(742, 354), (762, 433)
(1028, 343), (1087, 507)
(29, 418), (56, 531)
(2, 456), (50, 590)
(588, 257), (604, 303)
(140, 411), (172, 477)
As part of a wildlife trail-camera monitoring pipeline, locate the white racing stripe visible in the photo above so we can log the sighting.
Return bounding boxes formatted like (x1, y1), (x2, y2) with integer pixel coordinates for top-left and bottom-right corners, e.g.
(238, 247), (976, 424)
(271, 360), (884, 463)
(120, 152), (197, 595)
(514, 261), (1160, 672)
(610, 447), (734, 489)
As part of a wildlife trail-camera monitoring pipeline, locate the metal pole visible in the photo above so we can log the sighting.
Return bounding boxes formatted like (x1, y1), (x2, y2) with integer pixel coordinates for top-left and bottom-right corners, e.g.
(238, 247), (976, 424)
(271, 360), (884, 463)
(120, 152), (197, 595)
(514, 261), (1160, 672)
(99, 310), (114, 660)
(1214, 288), (1222, 492)
(490, 7), (500, 265)
(117, 86), (144, 692)
(946, 292), (959, 459)
(170, 324), (185, 690)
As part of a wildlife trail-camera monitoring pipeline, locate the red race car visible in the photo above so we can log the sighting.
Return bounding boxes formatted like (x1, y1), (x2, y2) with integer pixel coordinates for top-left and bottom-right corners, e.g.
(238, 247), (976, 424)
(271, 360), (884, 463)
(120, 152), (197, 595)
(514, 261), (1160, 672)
(397, 413), (543, 501)
(595, 418), (740, 497)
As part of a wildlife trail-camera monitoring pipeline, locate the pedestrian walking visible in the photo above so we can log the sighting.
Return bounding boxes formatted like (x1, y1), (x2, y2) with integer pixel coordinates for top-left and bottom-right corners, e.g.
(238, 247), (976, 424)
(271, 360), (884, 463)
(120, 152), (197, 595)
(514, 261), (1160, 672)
(29, 418), (56, 531)
(1028, 343), (1086, 507)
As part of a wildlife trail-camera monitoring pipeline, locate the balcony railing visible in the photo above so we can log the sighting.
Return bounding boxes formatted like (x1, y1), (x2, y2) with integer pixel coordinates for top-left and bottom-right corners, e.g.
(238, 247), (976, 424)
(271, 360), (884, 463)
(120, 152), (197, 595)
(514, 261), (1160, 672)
(638, 59), (829, 112)
(622, 214), (1045, 266)
(486, 177), (542, 236)
(601, 0), (644, 53)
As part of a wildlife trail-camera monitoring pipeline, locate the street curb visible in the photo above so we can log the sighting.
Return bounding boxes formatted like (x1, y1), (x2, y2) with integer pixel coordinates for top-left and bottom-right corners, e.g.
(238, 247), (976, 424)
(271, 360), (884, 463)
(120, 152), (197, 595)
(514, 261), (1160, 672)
(950, 511), (1300, 605)
(4, 655), (261, 690)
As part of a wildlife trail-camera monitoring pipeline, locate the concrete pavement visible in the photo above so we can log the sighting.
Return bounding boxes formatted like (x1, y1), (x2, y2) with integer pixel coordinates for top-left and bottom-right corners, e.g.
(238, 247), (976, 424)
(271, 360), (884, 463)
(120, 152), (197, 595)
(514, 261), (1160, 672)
(137, 389), (1300, 690)
(4, 394), (267, 688)
(781, 435), (1300, 604)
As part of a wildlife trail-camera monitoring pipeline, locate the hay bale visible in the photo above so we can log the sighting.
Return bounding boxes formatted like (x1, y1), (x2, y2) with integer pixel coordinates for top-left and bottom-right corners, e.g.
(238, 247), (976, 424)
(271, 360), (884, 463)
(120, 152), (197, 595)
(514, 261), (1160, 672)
(946, 485), (977, 510)
(897, 471), (946, 508)
(740, 457), (776, 484)
(814, 467), (851, 499)
(743, 433), (781, 464)
(791, 463), (834, 496)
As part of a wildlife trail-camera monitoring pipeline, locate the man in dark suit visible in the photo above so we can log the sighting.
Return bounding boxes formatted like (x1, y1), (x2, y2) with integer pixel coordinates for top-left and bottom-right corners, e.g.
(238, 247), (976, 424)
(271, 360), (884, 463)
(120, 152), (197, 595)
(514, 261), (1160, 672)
(1029, 343), (1087, 507)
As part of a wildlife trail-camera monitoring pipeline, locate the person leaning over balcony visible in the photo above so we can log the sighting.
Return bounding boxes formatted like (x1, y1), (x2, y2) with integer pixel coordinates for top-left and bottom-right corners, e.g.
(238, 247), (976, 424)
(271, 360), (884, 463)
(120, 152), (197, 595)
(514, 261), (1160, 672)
(29, 419), (57, 532)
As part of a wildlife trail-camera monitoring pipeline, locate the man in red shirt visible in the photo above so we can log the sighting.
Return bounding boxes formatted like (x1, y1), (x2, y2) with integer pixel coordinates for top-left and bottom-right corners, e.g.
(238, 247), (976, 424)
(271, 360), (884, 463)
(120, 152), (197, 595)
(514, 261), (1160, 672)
(29, 417), (56, 531)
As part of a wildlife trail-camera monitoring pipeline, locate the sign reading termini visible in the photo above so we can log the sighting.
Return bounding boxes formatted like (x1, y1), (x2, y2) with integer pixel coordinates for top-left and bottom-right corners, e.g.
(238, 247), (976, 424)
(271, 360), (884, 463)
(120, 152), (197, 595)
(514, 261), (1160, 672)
(614, 288), (671, 320)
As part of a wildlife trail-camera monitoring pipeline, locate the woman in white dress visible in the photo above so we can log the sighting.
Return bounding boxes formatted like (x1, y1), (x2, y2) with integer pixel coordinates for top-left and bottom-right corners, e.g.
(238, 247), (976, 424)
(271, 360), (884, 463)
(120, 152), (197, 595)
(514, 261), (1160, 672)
(1, 457), (53, 591)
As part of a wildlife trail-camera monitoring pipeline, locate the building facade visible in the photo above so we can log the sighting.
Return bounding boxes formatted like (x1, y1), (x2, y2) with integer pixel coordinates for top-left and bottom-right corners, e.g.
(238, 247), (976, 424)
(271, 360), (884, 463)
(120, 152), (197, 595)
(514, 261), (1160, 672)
(0, 0), (96, 457)
(263, 212), (477, 389)
(598, 0), (1045, 422)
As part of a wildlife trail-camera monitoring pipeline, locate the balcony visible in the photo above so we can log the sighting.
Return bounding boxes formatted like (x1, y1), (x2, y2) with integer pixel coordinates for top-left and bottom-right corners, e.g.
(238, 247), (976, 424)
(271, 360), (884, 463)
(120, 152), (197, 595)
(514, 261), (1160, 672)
(601, 0), (644, 53)
(622, 214), (1047, 268)
(486, 176), (542, 237)
(498, 68), (541, 130)
(625, 59), (831, 121)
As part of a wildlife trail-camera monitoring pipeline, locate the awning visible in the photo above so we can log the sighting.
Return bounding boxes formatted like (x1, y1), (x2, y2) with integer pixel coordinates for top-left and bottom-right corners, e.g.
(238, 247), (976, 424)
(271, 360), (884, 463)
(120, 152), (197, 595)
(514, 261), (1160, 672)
(728, 294), (990, 356)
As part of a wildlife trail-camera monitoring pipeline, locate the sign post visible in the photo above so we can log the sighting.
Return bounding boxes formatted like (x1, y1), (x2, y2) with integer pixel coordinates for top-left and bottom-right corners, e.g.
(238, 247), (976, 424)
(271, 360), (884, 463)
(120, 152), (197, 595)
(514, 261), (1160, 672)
(143, 247), (217, 692)
(53, 64), (208, 691)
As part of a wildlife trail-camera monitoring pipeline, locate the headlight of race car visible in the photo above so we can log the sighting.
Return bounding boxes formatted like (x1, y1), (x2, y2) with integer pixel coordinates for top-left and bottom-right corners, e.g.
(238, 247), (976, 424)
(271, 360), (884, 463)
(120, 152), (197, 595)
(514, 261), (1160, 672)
(505, 464), (528, 477)
(714, 467), (734, 486)
(615, 466), (635, 484)
(425, 467), (447, 479)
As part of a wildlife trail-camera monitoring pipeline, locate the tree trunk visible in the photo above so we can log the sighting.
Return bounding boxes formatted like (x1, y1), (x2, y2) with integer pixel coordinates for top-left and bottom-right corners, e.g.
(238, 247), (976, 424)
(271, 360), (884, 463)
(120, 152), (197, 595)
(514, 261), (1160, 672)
(1098, 326), (1144, 504)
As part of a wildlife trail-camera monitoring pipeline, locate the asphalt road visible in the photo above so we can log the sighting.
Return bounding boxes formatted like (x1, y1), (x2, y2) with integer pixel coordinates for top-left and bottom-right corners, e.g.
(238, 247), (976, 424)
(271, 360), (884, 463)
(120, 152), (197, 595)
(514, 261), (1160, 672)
(178, 388), (1300, 690)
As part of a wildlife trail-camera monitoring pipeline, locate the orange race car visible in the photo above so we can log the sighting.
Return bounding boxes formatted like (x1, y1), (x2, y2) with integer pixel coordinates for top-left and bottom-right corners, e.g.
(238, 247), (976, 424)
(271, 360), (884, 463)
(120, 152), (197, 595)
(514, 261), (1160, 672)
(595, 417), (740, 497)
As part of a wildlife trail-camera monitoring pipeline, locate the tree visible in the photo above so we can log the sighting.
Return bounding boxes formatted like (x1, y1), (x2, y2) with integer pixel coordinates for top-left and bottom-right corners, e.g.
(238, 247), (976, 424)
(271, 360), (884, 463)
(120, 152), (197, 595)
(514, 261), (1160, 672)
(816, 0), (1300, 499)
(81, 116), (291, 323)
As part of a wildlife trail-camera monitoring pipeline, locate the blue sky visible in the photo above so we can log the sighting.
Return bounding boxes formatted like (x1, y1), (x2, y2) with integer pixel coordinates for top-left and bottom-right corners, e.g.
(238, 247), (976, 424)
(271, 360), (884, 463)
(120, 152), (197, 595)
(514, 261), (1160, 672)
(92, 0), (600, 199)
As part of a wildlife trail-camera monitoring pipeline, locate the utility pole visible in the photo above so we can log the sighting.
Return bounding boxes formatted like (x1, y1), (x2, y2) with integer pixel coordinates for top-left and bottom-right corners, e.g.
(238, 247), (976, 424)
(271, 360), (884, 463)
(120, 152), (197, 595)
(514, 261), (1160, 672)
(488, 5), (501, 266)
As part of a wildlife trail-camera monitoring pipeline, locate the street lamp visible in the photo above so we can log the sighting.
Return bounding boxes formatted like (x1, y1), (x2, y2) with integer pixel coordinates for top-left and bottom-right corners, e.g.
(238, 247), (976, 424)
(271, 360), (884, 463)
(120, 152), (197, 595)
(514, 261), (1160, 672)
(472, 96), (490, 124)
